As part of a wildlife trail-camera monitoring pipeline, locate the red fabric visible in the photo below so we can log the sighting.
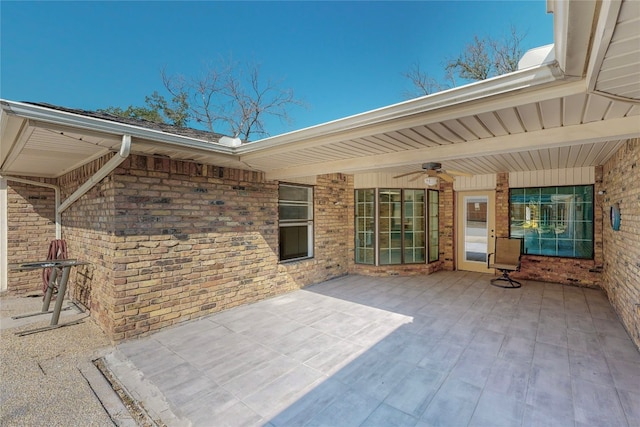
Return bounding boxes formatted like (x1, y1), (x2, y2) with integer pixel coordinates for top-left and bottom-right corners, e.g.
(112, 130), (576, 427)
(42, 239), (68, 294)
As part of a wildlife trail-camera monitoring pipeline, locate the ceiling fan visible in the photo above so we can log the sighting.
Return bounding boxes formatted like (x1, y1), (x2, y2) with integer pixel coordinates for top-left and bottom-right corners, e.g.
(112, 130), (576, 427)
(393, 162), (472, 183)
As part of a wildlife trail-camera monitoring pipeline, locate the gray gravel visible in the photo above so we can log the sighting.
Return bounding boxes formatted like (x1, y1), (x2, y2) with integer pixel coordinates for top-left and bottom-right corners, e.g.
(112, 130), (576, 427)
(0, 294), (124, 426)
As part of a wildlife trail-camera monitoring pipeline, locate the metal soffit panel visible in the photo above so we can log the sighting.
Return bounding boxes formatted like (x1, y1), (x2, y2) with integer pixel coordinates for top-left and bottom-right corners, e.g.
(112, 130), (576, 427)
(244, 94), (639, 174)
(2, 127), (116, 177)
(1, 121), (247, 177)
(442, 141), (626, 175)
(3, 92), (638, 179)
(595, 0), (640, 101)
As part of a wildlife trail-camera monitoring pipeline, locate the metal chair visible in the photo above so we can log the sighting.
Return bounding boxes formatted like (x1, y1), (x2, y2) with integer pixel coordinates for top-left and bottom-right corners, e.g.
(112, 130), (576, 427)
(487, 237), (523, 288)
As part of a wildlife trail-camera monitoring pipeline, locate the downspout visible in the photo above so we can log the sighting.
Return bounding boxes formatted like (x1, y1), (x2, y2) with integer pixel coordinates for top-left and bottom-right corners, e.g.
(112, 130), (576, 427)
(58, 134), (131, 214)
(0, 176), (60, 293)
(1, 176), (61, 238)
(0, 134), (131, 292)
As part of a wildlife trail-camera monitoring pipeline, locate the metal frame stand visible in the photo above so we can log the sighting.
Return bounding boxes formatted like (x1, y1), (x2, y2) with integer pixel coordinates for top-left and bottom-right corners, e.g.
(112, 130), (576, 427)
(10, 260), (89, 335)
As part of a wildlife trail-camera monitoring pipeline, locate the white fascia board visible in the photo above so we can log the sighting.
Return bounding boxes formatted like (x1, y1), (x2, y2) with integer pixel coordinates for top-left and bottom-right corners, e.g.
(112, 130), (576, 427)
(0, 100), (236, 156)
(265, 115), (640, 180)
(239, 62), (567, 156)
(0, 110), (26, 168)
(266, 116), (640, 181)
(548, 0), (598, 78)
(586, 0), (623, 93)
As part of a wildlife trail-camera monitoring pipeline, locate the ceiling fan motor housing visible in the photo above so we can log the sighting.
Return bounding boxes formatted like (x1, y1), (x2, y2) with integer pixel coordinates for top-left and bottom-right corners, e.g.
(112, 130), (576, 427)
(422, 162), (442, 170)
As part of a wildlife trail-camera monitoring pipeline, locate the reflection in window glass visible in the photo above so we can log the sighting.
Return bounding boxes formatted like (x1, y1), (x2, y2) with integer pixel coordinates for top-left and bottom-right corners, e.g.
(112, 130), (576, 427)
(355, 189), (437, 265)
(509, 185), (593, 258)
(464, 196), (488, 262)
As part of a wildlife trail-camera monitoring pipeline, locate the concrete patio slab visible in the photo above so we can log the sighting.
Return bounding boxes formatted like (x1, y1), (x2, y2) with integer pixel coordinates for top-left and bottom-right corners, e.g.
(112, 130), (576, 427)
(103, 272), (640, 426)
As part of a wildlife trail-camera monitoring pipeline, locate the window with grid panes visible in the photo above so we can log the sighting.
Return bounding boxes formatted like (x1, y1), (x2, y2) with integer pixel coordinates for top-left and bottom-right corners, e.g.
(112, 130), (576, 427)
(355, 189), (437, 265)
(509, 185), (593, 258)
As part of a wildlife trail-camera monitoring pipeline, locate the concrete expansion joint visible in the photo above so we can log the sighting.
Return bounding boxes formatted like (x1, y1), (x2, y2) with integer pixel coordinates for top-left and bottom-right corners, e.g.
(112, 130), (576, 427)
(97, 350), (191, 427)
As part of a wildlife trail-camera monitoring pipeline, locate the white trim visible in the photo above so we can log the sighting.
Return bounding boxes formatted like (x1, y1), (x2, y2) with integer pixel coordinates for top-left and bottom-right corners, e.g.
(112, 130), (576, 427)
(585, 0), (623, 93)
(265, 115), (640, 180)
(240, 62), (568, 156)
(548, 0), (598, 78)
(2, 176), (61, 238)
(0, 176), (7, 292)
(0, 100), (235, 155)
(0, 175), (62, 293)
(0, 121), (35, 173)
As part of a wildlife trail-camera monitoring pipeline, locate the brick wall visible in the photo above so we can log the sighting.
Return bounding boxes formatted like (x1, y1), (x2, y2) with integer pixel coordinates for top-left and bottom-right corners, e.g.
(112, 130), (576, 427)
(495, 172), (509, 237)
(89, 155), (353, 341)
(5, 179), (57, 294)
(6, 154), (354, 342)
(515, 256), (601, 287)
(601, 138), (640, 349)
(440, 181), (455, 271)
(58, 155), (118, 334)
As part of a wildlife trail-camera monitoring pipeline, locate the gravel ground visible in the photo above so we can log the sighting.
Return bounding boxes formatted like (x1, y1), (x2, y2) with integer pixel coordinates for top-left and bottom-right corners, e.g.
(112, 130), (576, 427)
(0, 294), (120, 426)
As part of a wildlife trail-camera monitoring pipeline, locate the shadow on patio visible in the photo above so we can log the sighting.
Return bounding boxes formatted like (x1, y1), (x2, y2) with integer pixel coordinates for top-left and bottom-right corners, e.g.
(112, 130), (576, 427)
(110, 272), (640, 427)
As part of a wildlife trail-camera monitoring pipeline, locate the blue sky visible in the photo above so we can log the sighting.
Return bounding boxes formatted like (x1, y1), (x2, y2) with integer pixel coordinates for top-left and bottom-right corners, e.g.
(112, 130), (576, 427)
(1, 1), (554, 138)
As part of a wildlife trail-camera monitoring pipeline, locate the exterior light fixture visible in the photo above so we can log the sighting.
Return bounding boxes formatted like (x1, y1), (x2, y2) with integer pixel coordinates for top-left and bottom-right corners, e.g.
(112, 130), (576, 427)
(424, 177), (438, 187)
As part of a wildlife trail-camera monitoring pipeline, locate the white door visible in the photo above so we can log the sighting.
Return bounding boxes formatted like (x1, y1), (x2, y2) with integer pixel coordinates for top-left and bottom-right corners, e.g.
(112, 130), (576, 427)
(456, 190), (495, 273)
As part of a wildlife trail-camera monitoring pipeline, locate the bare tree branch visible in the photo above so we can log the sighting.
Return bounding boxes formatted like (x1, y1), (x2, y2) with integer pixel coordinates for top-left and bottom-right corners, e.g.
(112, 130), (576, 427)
(160, 59), (304, 141)
(402, 62), (445, 97)
(491, 25), (527, 75)
(446, 35), (492, 81)
(404, 26), (527, 96)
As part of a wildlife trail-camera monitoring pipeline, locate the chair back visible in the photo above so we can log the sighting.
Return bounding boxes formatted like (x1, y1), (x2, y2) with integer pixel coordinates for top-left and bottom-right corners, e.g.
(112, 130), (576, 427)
(493, 237), (522, 266)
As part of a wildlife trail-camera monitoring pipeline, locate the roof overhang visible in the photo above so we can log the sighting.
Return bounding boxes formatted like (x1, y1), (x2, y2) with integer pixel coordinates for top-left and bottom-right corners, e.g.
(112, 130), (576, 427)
(0, 100), (244, 178)
(239, 61), (567, 156)
(2, 0), (638, 183)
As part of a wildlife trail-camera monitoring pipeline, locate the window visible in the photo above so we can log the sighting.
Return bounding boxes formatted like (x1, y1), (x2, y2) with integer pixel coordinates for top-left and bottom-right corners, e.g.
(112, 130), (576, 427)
(379, 189), (403, 264)
(509, 185), (593, 258)
(279, 184), (313, 261)
(355, 189), (375, 264)
(399, 189), (426, 264)
(355, 188), (438, 265)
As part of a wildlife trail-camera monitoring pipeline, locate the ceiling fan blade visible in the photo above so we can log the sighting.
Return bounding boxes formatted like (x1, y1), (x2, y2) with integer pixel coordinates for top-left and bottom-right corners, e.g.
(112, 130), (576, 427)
(393, 171), (423, 179)
(408, 173), (425, 182)
(438, 173), (455, 182)
(444, 169), (472, 177)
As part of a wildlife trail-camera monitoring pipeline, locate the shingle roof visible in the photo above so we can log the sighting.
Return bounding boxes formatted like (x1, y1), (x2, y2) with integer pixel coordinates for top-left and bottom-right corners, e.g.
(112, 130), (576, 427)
(25, 102), (226, 143)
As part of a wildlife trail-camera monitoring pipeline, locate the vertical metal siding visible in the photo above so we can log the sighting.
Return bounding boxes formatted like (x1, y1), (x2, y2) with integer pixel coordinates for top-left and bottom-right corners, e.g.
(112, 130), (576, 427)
(509, 167), (595, 187)
(453, 174), (497, 191)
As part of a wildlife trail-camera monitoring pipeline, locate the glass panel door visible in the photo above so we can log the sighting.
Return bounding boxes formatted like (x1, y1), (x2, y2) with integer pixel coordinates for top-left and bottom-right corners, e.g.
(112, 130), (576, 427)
(457, 190), (495, 273)
(464, 196), (488, 262)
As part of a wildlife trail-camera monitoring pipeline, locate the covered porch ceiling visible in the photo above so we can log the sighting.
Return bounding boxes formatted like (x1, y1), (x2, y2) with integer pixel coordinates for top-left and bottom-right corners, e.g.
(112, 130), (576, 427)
(1, 0), (638, 182)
